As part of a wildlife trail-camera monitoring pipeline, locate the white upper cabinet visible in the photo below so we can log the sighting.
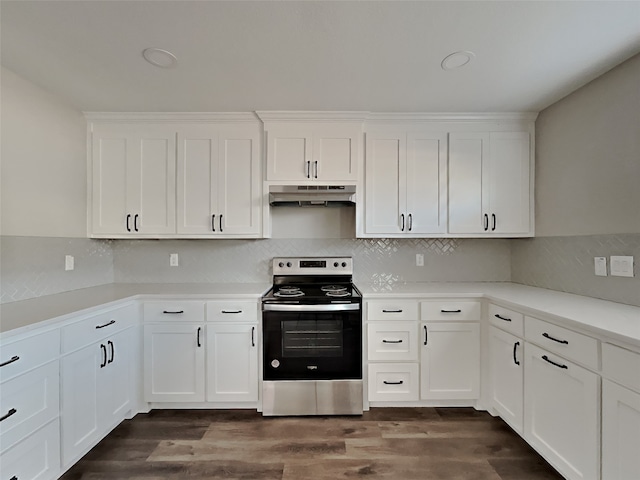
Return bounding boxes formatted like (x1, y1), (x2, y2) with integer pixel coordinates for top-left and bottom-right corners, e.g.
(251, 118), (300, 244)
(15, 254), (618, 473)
(449, 130), (532, 236)
(264, 121), (362, 182)
(91, 124), (176, 236)
(363, 128), (447, 236)
(177, 124), (261, 237)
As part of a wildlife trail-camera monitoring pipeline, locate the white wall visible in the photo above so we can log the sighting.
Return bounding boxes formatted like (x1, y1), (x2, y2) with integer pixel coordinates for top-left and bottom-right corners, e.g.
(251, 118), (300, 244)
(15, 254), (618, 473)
(535, 53), (640, 236)
(1, 67), (87, 237)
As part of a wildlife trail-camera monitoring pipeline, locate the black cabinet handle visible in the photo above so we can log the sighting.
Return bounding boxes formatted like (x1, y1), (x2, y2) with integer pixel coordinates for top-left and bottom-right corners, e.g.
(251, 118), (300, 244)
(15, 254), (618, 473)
(134, 214), (139, 232)
(0, 355), (19, 368)
(100, 344), (107, 368)
(95, 319), (115, 329)
(400, 213), (405, 232)
(382, 339), (403, 344)
(306, 161), (311, 178)
(221, 310), (242, 314)
(126, 214), (131, 232)
(382, 309), (403, 313)
(495, 314), (512, 322)
(513, 342), (520, 366)
(314, 160), (318, 178)
(441, 309), (462, 313)
(211, 214), (216, 232)
(542, 355), (568, 370)
(10, 476), (18, 480)
(542, 332), (569, 345)
(219, 214), (223, 233)
(383, 380), (404, 385)
(197, 327), (202, 347)
(0, 408), (17, 422)
(163, 310), (184, 314)
(107, 340), (114, 364)
(424, 325), (428, 346)
(484, 213), (489, 231)
(492, 213), (496, 231)
(408, 213), (413, 231)
(251, 327), (255, 347)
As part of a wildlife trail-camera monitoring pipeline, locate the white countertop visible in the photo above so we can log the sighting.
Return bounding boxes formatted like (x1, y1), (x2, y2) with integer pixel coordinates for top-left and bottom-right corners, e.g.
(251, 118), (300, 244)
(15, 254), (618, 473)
(359, 282), (640, 348)
(1, 281), (638, 348)
(0, 283), (271, 337)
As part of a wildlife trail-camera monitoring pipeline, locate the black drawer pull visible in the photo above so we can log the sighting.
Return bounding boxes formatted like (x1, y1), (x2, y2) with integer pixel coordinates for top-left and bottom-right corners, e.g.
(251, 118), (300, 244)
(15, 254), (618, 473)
(0, 355), (20, 367)
(0, 408), (17, 422)
(10, 476), (18, 480)
(383, 380), (404, 385)
(513, 342), (520, 366)
(542, 355), (568, 370)
(382, 309), (403, 313)
(163, 310), (184, 314)
(542, 332), (568, 345)
(495, 314), (512, 322)
(221, 310), (242, 314)
(95, 320), (115, 329)
(382, 339), (403, 344)
(441, 309), (462, 313)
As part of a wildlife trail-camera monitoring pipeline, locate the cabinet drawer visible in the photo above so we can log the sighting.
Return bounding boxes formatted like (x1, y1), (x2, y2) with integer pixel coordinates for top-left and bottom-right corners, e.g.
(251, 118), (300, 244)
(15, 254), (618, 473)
(143, 301), (205, 323)
(0, 418), (60, 479)
(206, 300), (258, 322)
(62, 304), (136, 353)
(0, 361), (59, 451)
(366, 300), (418, 321)
(602, 343), (640, 393)
(0, 330), (60, 383)
(488, 304), (524, 337)
(368, 363), (419, 402)
(367, 322), (418, 361)
(421, 300), (481, 321)
(525, 316), (598, 370)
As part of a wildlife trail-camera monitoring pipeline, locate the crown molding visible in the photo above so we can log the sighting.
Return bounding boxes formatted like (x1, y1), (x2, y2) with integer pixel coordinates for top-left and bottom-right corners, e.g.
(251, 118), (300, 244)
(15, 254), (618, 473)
(84, 112), (261, 123)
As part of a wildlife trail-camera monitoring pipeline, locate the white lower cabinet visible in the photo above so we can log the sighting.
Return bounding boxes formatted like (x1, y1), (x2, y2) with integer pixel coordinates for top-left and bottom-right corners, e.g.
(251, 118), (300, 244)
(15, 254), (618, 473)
(0, 419), (60, 480)
(61, 327), (132, 466)
(206, 323), (258, 403)
(143, 323), (205, 402)
(524, 342), (599, 480)
(488, 326), (524, 434)
(420, 322), (480, 400)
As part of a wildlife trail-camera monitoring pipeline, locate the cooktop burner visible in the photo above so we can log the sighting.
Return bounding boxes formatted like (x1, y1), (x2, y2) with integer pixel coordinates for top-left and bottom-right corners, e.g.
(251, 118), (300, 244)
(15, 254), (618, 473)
(274, 286), (305, 298)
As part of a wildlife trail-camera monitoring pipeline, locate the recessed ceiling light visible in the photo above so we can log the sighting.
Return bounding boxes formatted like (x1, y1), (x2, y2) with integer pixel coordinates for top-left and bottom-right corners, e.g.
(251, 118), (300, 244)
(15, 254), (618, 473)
(142, 48), (178, 68)
(441, 51), (476, 71)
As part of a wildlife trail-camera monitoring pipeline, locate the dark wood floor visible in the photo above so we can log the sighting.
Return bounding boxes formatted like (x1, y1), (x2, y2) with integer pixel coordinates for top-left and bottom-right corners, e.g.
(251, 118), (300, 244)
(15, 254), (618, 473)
(61, 408), (564, 480)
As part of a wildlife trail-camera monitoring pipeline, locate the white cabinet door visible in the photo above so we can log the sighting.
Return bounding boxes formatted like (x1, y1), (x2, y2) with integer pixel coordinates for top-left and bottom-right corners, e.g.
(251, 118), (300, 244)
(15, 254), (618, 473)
(312, 123), (359, 182)
(206, 323), (258, 403)
(405, 132), (447, 234)
(144, 323), (205, 402)
(488, 326), (524, 434)
(602, 379), (640, 480)
(266, 125), (313, 181)
(91, 124), (176, 236)
(420, 322), (480, 400)
(364, 132), (404, 234)
(524, 343), (599, 480)
(99, 329), (131, 430)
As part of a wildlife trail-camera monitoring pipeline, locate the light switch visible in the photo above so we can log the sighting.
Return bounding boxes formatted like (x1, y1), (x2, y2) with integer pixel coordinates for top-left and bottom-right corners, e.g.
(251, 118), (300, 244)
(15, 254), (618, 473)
(170, 253), (179, 267)
(416, 254), (424, 267)
(594, 257), (607, 276)
(611, 256), (634, 277)
(65, 255), (74, 271)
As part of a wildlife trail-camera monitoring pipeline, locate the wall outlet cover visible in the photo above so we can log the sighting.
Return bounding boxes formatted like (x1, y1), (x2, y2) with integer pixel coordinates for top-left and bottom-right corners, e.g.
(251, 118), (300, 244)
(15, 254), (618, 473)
(610, 256), (634, 277)
(65, 255), (74, 271)
(594, 257), (607, 276)
(170, 253), (179, 267)
(416, 253), (424, 267)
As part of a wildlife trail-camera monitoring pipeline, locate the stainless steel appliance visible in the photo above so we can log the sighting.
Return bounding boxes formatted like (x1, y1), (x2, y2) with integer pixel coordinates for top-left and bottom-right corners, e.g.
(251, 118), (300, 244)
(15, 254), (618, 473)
(262, 256), (363, 416)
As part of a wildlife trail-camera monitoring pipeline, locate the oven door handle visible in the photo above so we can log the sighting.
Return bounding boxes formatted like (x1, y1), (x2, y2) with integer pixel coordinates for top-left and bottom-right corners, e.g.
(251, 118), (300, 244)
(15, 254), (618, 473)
(263, 303), (360, 312)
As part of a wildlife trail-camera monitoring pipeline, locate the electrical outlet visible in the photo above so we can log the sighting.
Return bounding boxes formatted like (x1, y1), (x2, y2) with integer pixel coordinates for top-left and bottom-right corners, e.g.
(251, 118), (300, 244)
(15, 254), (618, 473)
(594, 257), (607, 276)
(416, 253), (424, 267)
(170, 253), (179, 267)
(65, 255), (74, 271)
(611, 256), (634, 277)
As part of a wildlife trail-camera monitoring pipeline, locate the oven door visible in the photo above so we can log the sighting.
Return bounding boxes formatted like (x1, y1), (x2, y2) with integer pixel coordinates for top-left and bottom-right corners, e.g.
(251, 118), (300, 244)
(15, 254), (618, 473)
(262, 303), (362, 381)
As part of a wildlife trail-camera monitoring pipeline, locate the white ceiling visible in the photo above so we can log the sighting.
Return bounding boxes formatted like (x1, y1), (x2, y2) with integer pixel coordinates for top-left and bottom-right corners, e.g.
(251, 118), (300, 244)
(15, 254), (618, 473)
(2, 0), (640, 113)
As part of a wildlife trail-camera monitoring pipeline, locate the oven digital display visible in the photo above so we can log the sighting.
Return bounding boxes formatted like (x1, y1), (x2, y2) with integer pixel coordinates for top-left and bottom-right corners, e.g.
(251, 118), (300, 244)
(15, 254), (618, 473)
(300, 260), (326, 268)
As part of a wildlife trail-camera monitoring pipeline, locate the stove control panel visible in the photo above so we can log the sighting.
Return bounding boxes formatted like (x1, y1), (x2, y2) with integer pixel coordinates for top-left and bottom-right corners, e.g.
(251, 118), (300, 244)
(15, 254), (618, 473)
(273, 257), (353, 276)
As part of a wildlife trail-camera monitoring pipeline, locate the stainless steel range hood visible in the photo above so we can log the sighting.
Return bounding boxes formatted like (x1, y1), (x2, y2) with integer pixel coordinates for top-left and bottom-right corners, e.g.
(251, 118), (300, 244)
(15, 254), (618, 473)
(269, 185), (356, 207)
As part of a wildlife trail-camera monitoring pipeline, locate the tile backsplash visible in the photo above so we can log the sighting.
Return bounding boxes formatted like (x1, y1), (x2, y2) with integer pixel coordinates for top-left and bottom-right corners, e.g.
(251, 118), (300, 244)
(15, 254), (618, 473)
(511, 234), (640, 307)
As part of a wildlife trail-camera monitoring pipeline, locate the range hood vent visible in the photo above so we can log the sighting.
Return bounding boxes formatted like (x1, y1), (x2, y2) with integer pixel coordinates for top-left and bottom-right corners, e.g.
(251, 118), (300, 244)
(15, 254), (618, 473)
(269, 185), (356, 207)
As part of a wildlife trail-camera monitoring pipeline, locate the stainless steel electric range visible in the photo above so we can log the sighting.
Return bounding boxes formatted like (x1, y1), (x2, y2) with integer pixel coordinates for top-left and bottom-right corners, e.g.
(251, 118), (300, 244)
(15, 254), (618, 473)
(261, 256), (363, 416)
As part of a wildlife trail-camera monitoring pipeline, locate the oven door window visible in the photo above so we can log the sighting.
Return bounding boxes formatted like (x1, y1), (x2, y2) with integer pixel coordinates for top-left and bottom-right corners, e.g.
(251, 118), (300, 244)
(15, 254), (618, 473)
(282, 317), (343, 358)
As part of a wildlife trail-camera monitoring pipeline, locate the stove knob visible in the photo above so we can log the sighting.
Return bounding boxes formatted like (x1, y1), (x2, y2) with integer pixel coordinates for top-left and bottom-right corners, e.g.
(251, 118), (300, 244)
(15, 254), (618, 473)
(278, 262), (284, 268)
(334, 262), (339, 267)
(286, 262), (292, 268)
(342, 262), (347, 267)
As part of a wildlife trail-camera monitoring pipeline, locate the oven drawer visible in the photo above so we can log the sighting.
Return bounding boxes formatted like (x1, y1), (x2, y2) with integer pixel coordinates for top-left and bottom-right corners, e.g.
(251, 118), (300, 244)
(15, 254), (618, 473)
(206, 300), (258, 322)
(368, 363), (419, 402)
(366, 300), (418, 321)
(367, 322), (418, 361)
